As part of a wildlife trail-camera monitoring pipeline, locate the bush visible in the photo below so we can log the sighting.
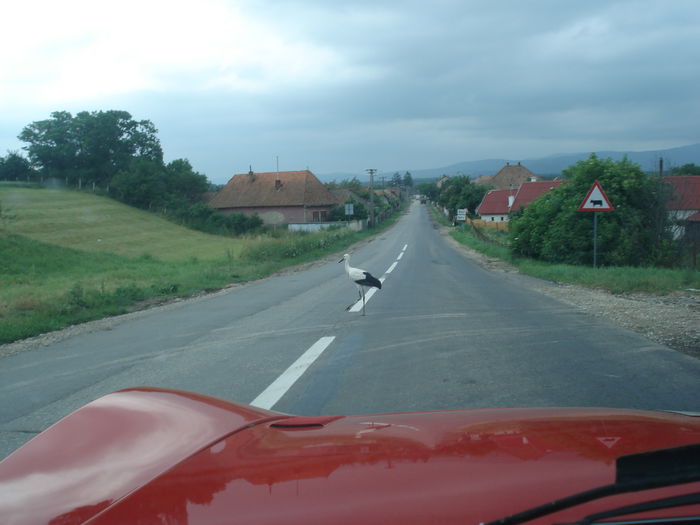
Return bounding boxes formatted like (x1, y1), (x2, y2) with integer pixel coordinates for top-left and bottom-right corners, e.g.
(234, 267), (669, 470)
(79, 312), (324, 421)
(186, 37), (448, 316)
(172, 203), (262, 235)
(510, 155), (674, 267)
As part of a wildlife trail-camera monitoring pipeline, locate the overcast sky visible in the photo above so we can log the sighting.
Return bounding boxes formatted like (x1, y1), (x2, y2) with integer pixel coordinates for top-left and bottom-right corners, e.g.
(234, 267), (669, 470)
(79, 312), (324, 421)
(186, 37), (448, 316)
(2, 0), (699, 183)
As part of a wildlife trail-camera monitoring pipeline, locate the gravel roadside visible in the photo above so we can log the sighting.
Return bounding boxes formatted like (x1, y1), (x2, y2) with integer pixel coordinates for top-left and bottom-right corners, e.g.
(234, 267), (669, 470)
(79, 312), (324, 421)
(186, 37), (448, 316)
(442, 227), (700, 360)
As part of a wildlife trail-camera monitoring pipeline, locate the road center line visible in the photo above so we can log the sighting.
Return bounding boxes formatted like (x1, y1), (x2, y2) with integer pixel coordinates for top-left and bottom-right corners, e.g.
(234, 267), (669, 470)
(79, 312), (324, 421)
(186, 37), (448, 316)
(402, 244), (408, 251)
(397, 252), (404, 260)
(250, 336), (336, 410)
(386, 261), (398, 273)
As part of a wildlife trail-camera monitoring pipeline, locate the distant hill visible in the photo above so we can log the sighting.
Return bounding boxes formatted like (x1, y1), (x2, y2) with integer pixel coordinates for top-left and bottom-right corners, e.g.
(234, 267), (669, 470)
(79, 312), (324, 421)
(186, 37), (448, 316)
(317, 143), (700, 182)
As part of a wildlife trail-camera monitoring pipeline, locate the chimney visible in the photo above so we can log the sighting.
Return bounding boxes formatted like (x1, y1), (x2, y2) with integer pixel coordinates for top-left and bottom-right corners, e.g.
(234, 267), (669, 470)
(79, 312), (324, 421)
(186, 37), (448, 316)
(275, 178), (282, 190)
(248, 166), (255, 181)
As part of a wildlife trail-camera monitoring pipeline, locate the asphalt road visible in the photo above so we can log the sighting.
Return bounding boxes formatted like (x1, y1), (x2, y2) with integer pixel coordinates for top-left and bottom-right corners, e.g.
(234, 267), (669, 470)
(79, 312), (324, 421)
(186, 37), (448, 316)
(2, 201), (700, 460)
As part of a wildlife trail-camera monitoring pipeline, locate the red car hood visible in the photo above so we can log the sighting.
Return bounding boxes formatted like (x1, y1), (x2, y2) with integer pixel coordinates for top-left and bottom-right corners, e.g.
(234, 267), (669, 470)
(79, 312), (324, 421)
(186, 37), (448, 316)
(1, 388), (699, 524)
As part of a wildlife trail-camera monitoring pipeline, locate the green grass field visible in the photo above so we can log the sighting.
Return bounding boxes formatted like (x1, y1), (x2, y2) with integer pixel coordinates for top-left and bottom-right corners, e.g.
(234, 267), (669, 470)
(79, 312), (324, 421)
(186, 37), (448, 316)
(1, 187), (246, 260)
(0, 185), (395, 344)
(449, 222), (700, 295)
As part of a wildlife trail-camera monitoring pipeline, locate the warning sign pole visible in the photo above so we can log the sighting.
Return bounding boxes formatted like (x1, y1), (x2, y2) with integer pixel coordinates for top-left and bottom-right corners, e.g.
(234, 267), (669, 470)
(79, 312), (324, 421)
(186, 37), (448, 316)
(593, 211), (598, 268)
(578, 181), (614, 268)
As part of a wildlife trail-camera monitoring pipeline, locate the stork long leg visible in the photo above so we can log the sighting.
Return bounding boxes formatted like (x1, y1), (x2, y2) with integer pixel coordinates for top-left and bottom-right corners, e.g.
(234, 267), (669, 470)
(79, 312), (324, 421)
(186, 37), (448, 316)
(347, 284), (363, 310)
(361, 287), (366, 316)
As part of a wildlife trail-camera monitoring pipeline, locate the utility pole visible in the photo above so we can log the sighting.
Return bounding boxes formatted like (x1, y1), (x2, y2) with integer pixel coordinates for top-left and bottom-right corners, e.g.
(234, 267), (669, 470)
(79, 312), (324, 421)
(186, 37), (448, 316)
(366, 168), (377, 227)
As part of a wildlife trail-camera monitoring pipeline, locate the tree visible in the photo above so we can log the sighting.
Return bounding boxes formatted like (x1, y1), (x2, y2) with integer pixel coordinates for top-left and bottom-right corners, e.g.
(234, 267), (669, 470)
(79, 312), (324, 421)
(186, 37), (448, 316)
(18, 111), (77, 180)
(510, 155), (673, 266)
(436, 175), (488, 218)
(416, 181), (439, 201)
(390, 172), (403, 187)
(0, 151), (33, 181)
(402, 171), (413, 187)
(18, 110), (162, 185)
(670, 163), (700, 176)
(110, 158), (167, 209)
(164, 159), (209, 204)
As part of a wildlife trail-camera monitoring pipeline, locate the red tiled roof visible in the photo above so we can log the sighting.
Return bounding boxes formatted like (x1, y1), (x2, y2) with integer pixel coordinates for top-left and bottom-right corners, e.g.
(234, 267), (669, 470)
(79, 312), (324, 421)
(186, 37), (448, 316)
(510, 180), (566, 211)
(210, 170), (338, 208)
(687, 211), (700, 222)
(476, 189), (515, 216)
(666, 176), (700, 211)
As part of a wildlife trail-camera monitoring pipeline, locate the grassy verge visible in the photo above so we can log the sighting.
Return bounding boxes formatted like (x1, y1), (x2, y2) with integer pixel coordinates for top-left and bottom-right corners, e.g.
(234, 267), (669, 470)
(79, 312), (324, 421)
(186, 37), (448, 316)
(445, 216), (700, 295)
(0, 186), (407, 344)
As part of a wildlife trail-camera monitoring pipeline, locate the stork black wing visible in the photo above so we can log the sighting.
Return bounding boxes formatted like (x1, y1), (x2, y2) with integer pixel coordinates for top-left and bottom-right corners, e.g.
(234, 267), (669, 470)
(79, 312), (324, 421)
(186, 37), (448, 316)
(356, 272), (382, 289)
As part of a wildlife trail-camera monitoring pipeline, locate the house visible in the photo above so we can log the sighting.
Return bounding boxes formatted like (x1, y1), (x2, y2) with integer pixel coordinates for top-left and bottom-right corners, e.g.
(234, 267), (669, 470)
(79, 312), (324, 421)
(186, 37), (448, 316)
(436, 175), (450, 189)
(474, 162), (541, 190)
(665, 176), (700, 239)
(476, 180), (565, 223)
(510, 180), (565, 212)
(476, 189), (516, 222)
(210, 170), (340, 225)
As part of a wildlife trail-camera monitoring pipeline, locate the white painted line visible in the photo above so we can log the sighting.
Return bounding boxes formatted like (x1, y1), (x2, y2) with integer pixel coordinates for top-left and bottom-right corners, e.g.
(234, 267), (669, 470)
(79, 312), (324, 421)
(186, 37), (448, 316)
(397, 252), (404, 260)
(348, 279), (383, 313)
(250, 336), (336, 410)
(402, 244), (408, 251)
(386, 261), (398, 274)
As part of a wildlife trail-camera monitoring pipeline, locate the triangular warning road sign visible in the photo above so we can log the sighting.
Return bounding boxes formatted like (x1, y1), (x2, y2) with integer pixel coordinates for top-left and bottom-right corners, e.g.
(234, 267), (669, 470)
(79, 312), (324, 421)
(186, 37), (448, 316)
(578, 180), (614, 212)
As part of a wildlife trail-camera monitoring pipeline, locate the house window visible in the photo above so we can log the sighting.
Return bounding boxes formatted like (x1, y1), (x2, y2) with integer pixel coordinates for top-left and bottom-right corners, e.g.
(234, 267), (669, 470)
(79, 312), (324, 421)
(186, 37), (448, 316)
(490, 217), (494, 222)
(312, 211), (328, 222)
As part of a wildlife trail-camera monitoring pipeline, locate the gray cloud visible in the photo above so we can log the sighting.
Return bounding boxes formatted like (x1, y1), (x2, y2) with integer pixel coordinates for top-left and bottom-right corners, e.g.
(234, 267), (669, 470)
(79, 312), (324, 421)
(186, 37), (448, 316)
(2, 1), (699, 183)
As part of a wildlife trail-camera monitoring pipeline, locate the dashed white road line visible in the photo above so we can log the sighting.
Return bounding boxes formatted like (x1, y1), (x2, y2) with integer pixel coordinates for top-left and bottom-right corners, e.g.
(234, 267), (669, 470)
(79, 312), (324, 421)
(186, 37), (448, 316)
(254, 245), (410, 408)
(348, 245), (407, 313)
(250, 336), (336, 410)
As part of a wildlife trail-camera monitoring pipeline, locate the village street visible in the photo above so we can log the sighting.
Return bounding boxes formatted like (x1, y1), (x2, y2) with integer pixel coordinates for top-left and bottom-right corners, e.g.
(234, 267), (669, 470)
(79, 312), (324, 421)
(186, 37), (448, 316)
(2, 201), (700, 460)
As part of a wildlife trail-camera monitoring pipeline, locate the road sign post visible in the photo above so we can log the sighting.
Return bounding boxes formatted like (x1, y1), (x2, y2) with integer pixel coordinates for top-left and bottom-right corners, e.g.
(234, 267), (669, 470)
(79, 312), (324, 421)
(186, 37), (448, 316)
(578, 181), (614, 268)
(456, 208), (467, 223)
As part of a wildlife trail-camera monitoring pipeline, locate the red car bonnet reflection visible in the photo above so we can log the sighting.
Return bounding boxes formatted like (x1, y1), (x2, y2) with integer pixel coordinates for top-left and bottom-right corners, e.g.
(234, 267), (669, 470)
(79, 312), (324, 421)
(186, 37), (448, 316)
(1, 388), (699, 524)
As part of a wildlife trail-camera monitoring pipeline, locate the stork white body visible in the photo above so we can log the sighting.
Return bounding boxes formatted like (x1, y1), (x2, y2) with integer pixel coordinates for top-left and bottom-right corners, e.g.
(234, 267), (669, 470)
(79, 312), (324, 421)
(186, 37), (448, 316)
(339, 253), (382, 315)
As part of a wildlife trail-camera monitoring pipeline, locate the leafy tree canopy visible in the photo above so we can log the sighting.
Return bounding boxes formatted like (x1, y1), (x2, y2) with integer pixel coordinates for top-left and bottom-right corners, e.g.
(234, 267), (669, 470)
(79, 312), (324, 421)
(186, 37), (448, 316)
(415, 181), (438, 201)
(0, 151), (33, 180)
(510, 155), (673, 266)
(436, 175), (488, 218)
(19, 110), (162, 184)
(670, 163), (700, 176)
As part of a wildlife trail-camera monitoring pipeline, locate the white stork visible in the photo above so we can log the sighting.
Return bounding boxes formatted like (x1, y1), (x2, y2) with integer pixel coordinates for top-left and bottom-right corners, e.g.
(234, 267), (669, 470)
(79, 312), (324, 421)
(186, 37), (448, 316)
(339, 253), (382, 315)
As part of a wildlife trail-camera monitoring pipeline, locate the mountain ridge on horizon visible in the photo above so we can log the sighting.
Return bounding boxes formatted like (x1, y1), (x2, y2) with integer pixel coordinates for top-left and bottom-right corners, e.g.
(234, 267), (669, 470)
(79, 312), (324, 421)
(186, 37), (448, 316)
(317, 142), (700, 182)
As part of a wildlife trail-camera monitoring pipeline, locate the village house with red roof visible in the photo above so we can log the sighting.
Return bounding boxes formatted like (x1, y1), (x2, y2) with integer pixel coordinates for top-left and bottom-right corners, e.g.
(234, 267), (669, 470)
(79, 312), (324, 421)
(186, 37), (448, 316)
(665, 176), (700, 239)
(476, 180), (565, 223)
(209, 170), (341, 226)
